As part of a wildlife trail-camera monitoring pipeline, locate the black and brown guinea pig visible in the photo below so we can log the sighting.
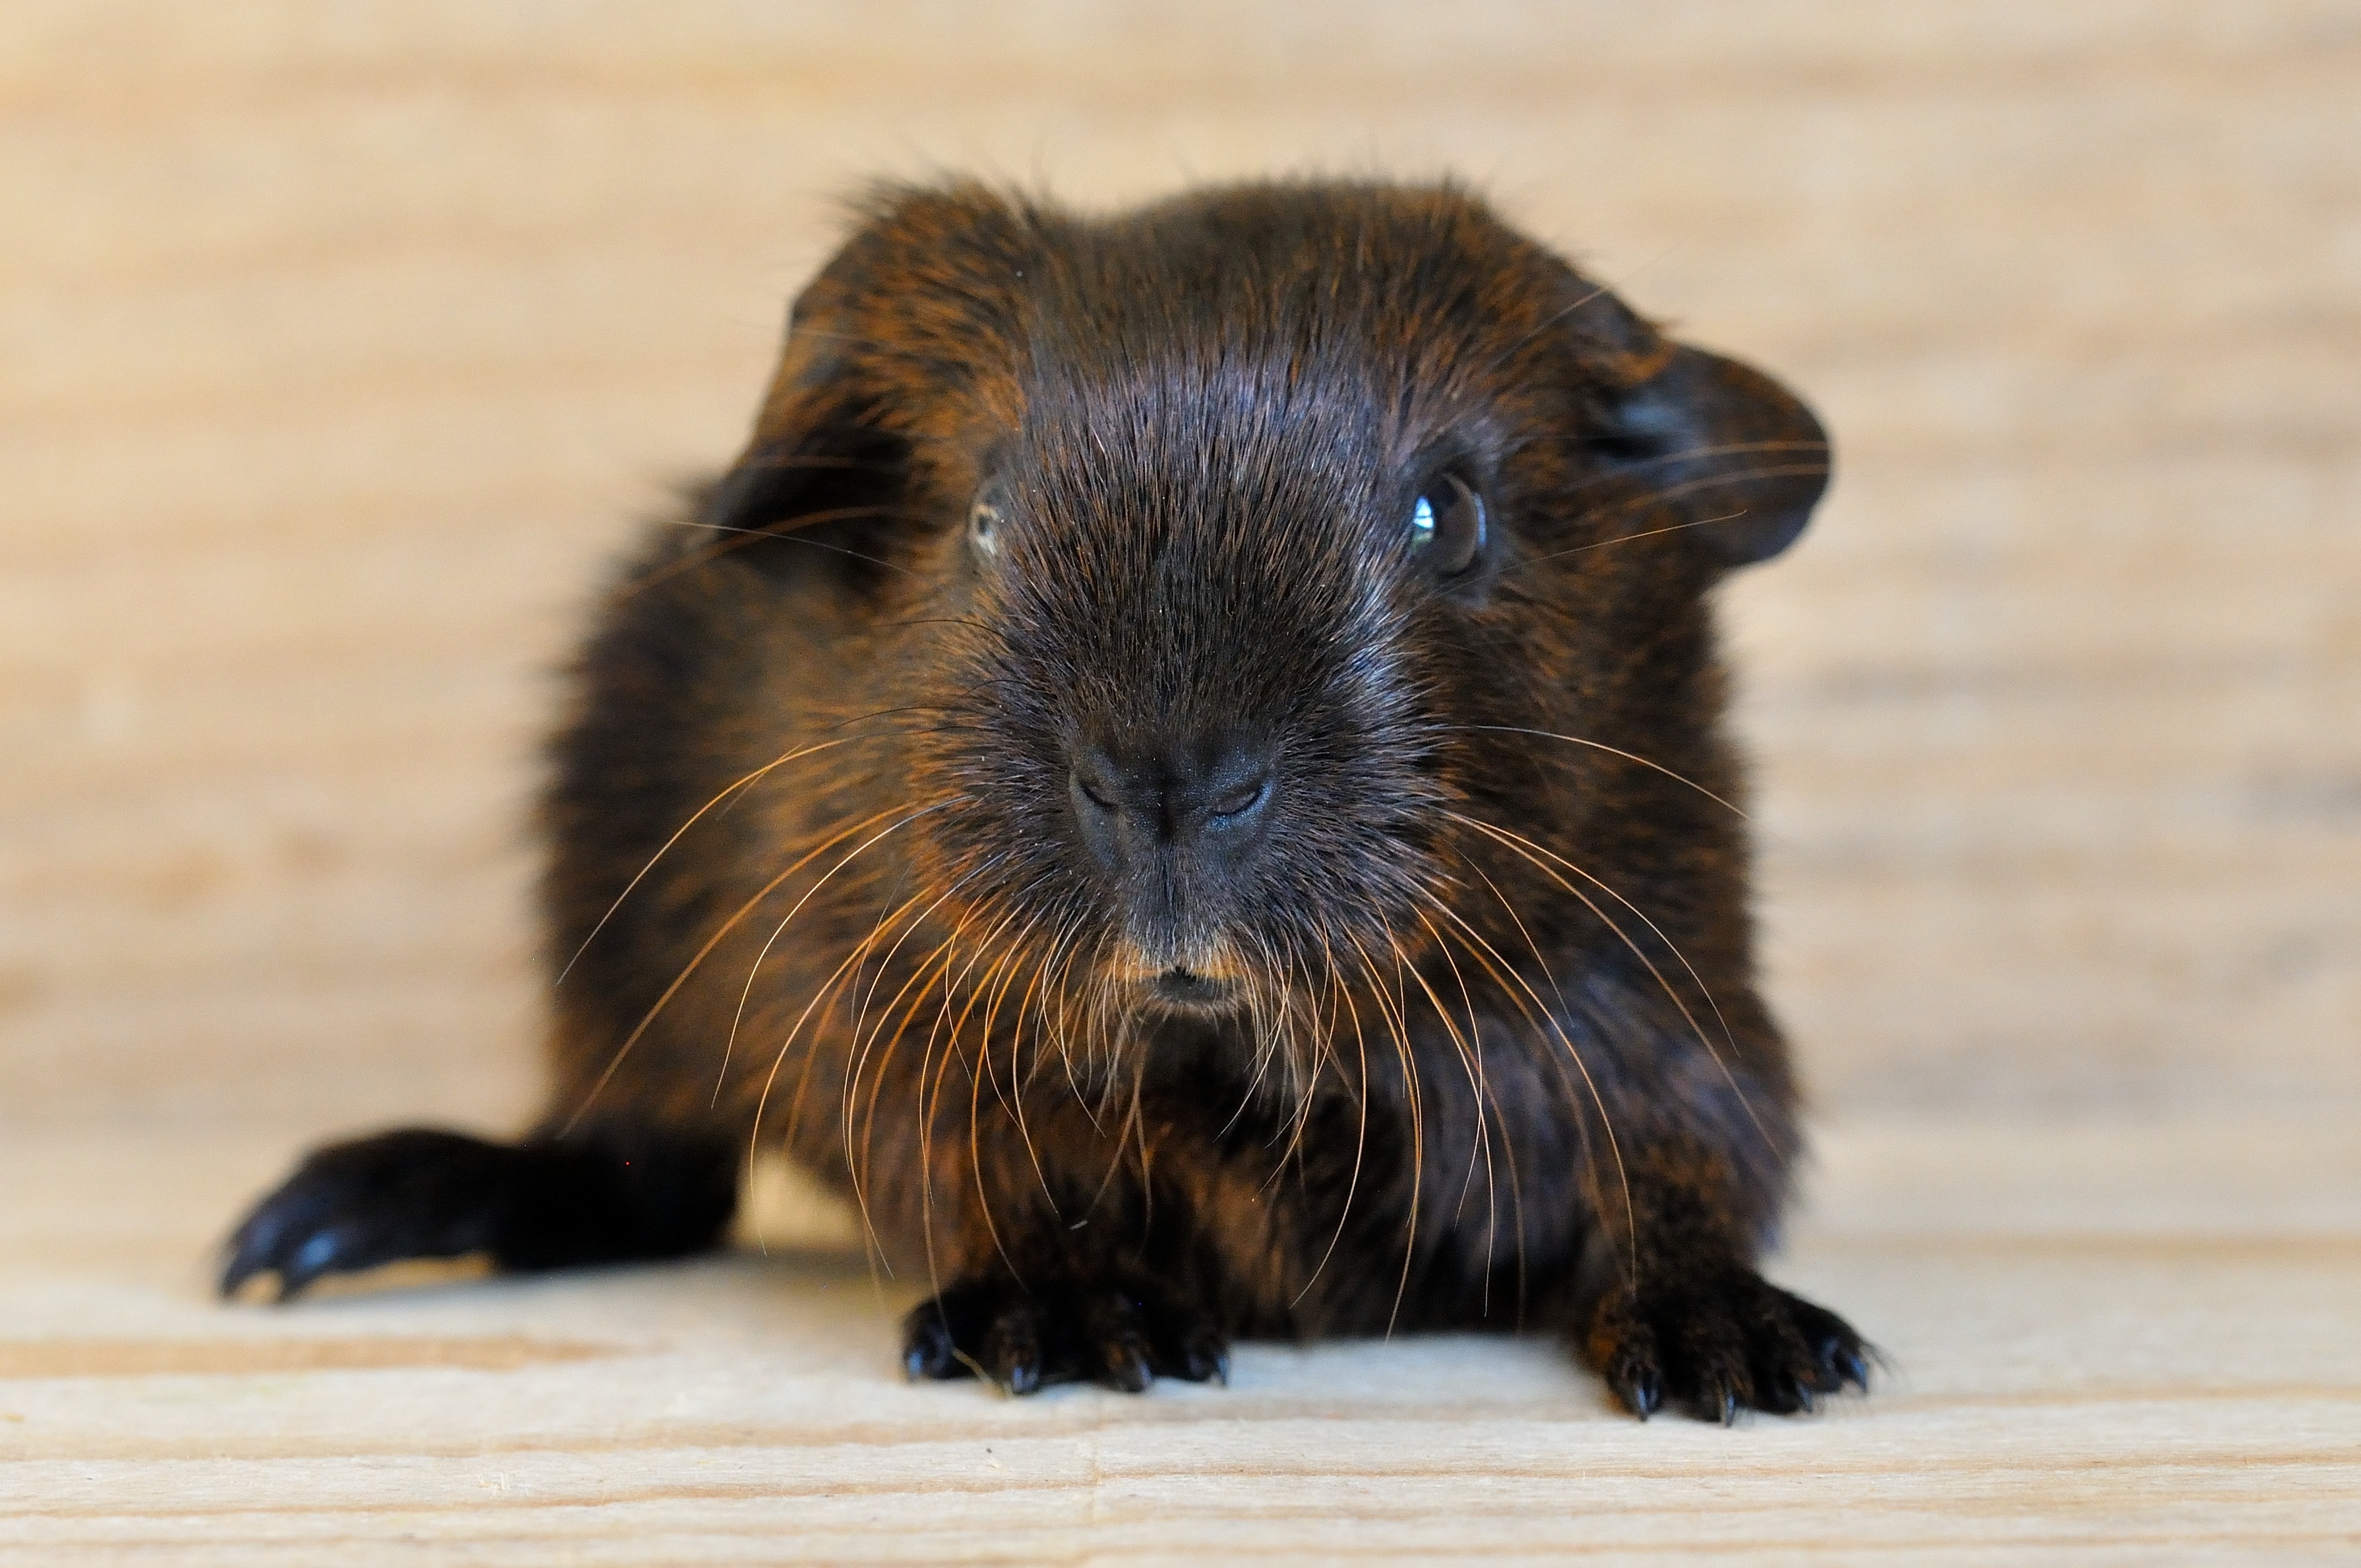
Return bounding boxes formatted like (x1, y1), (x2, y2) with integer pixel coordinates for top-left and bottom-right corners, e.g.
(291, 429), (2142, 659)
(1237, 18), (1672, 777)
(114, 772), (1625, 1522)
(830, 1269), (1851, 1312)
(222, 178), (1870, 1423)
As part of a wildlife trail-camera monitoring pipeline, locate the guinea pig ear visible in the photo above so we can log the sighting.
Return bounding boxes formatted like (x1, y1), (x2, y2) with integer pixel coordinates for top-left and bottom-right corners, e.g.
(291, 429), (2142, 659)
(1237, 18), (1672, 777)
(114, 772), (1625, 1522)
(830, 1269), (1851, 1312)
(698, 182), (1043, 570)
(696, 431), (912, 578)
(1590, 343), (1832, 568)
(694, 324), (913, 578)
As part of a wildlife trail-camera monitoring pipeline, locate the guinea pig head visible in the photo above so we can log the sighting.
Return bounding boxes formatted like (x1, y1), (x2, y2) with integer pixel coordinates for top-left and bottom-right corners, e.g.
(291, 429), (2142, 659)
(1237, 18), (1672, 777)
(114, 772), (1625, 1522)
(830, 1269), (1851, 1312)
(949, 358), (1448, 1013)
(706, 181), (1830, 1071)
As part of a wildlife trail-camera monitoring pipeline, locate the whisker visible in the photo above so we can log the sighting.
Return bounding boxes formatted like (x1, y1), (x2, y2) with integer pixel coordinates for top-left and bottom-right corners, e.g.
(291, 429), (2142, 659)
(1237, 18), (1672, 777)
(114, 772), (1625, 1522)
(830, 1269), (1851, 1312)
(766, 854), (993, 1202)
(1450, 810), (1777, 1164)
(1291, 923), (1370, 1310)
(1487, 456), (1832, 591)
(1439, 724), (1748, 821)
(927, 915), (1037, 1293)
(1341, 930), (1422, 1341)
(1495, 510), (1750, 577)
(846, 884), (1012, 1186)
(557, 729), (908, 987)
(861, 886), (1016, 1170)
(712, 799), (967, 1110)
(1000, 913), (1084, 1207)
(1422, 868), (1634, 1288)
(1422, 897), (1578, 1323)
(731, 877), (929, 1113)
(730, 797), (966, 1165)
(1411, 910), (1506, 1313)
(1391, 923), (1498, 1301)
(745, 893), (944, 1271)
(560, 797), (956, 1135)
(623, 504), (921, 598)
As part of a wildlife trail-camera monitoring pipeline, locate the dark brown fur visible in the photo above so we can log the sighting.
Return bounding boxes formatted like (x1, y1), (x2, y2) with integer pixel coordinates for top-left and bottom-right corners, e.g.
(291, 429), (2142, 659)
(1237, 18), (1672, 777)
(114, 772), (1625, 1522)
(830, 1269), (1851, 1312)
(224, 179), (1868, 1421)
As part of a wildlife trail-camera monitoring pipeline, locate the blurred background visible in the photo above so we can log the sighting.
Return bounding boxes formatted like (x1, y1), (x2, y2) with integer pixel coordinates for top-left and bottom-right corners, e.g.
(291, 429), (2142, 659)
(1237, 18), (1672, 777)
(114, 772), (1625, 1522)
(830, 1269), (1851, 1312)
(5, 1), (2356, 1153)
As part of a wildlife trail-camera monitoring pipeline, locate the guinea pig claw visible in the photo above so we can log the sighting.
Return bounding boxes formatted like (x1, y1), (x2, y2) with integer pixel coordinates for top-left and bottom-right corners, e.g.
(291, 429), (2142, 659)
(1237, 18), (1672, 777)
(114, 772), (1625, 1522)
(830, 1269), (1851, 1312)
(1625, 1366), (1663, 1420)
(904, 1271), (1228, 1397)
(1101, 1338), (1154, 1394)
(274, 1227), (356, 1300)
(1785, 1293), (1874, 1395)
(218, 1222), (278, 1300)
(986, 1320), (1045, 1397)
(995, 1360), (1042, 1397)
(1587, 1270), (1868, 1424)
(1187, 1339), (1231, 1386)
(902, 1317), (959, 1381)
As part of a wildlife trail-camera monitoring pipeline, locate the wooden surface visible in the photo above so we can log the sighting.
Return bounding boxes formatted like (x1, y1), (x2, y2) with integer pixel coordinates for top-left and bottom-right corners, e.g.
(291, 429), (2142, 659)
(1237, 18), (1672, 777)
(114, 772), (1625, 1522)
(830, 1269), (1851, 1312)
(4, 1118), (2358, 1562)
(4, 2), (2358, 1561)
(0, 1119), (2351, 1558)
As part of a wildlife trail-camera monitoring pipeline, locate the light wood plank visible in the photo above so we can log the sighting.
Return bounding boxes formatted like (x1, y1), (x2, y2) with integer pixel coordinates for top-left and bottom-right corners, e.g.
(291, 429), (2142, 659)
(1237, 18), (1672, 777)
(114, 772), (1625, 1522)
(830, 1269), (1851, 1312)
(2, 1120), (2356, 1562)
(7, 0), (2355, 1129)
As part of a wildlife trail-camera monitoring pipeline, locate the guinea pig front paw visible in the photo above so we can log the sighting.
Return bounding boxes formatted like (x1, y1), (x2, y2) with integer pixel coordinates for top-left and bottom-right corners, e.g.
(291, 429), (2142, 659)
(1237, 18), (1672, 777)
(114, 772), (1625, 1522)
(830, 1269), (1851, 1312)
(900, 1271), (1229, 1395)
(220, 1128), (524, 1300)
(1583, 1270), (1870, 1424)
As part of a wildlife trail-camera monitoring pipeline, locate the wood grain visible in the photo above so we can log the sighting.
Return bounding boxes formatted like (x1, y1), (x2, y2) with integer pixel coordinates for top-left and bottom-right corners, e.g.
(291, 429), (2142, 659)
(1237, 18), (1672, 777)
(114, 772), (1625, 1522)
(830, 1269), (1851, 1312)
(6, 0), (2358, 1133)
(3, 1120), (2357, 1563)
(3, 1), (2357, 1559)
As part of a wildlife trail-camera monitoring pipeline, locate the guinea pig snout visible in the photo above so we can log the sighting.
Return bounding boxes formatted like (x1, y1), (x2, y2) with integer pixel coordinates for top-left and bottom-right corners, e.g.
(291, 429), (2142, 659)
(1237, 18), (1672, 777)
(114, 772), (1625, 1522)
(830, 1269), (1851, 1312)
(1066, 731), (1275, 884)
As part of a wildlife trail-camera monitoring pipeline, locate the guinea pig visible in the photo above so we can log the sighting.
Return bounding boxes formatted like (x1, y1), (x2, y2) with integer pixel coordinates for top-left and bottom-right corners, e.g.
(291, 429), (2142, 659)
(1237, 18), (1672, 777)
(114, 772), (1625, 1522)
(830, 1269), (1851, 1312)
(222, 177), (1869, 1423)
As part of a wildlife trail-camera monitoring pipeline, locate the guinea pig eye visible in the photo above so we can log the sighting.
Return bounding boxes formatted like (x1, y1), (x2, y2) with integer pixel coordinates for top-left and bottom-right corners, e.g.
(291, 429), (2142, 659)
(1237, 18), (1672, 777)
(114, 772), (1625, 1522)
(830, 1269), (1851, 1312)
(1407, 470), (1485, 578)
(967, 485), (1006, 560)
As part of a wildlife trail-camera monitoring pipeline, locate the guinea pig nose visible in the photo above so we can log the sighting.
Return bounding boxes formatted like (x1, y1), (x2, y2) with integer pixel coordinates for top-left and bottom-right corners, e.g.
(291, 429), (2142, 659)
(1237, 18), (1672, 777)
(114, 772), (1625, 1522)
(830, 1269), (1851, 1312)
(1067, 735), (1275, 869)
(1070, 758), (1120, 816)
(1190, 736), (1277, 837)
(1067, 748), (1129, 875)
(1203, 771), (1272, 826)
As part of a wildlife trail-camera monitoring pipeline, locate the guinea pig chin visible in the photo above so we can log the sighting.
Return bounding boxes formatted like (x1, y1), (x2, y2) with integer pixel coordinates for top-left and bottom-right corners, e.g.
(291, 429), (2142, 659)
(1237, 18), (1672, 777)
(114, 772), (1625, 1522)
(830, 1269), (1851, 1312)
(1093, 871), (1238, 982)
(1105, 928), (1248, 1010)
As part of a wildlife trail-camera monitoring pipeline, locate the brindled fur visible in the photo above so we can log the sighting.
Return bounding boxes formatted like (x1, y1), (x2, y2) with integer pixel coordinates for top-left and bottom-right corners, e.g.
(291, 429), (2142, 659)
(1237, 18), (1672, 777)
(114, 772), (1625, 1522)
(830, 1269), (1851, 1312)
(225, 179), (1869, 1422)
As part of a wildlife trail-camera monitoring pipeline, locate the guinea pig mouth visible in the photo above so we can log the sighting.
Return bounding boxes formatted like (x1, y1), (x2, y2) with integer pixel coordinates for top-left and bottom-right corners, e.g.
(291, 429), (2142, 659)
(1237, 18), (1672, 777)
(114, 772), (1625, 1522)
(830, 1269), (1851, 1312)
(1142, 967), (1235, 1010)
